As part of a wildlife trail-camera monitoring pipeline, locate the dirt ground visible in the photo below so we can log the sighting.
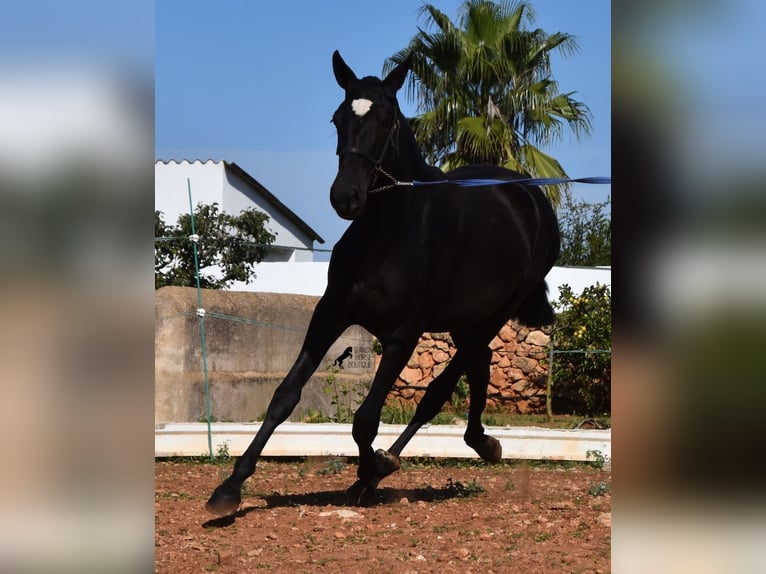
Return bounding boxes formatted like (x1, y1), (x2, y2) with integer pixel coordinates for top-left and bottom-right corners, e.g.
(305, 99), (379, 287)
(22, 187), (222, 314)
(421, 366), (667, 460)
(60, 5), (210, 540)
(155, 457), (611, 573)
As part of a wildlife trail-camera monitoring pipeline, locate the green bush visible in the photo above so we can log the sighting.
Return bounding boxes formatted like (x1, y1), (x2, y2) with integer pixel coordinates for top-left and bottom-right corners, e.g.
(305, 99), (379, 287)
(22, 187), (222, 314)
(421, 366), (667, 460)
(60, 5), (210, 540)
(550, 283), (611, 416)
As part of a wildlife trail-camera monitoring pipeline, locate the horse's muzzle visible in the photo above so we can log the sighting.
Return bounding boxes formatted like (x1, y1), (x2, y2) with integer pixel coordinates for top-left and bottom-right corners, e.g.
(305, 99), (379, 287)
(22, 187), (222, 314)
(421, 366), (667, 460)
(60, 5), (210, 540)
(330, 183), (365, 220)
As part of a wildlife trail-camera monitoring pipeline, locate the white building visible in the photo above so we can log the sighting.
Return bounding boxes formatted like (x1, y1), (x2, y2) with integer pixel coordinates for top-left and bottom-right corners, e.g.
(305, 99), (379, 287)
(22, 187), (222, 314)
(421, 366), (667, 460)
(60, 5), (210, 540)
(155, 160), (324, 262)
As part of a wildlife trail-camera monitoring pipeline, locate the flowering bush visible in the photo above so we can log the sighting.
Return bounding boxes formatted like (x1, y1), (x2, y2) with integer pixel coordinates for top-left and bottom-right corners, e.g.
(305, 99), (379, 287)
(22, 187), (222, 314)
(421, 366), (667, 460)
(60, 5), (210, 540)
(550, 283), (611, 416)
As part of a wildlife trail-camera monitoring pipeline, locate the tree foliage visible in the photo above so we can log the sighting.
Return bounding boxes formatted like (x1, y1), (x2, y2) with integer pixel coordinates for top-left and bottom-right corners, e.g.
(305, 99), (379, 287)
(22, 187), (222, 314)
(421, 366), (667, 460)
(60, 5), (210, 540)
(550, 283), (611, 416)
(386, 0), (592, 207)
(556, 192), (611, 266)
(155, 203), (276, 290)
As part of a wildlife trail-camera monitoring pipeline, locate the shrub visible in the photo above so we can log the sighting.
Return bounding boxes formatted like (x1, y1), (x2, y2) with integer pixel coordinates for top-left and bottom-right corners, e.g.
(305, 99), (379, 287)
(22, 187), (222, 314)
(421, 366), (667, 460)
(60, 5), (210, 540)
(550, 283), (611, 416)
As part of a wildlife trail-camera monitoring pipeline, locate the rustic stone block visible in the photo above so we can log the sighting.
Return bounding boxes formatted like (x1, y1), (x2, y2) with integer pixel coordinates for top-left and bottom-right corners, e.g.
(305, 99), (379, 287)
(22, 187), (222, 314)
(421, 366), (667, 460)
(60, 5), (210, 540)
(498, 324), (516, 342)
(418, 352), (435, 370)
(511, 356), (537, 373)
(433, 340), (450, 351)
(525, 330), (550, 347)
(400, 366), (422, 385)
(490, 368), (507, 388)
(511, 380), (528, 392)
(489, 336), (504, 351)
(432, 349), (451, 363)
(430, 332), (452, 342)
(508, 367), (525, 381)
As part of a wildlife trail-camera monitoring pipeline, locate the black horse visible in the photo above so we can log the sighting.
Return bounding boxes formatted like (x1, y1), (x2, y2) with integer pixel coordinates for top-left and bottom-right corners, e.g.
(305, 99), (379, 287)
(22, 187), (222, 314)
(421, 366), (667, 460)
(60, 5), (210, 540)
(332, 346), (353, 369)
(206, 51), (560, 516)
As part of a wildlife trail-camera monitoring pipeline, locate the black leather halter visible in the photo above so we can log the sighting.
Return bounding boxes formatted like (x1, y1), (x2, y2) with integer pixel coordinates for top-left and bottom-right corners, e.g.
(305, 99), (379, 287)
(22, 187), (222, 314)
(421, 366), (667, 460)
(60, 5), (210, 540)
(337, 115), (401, 194)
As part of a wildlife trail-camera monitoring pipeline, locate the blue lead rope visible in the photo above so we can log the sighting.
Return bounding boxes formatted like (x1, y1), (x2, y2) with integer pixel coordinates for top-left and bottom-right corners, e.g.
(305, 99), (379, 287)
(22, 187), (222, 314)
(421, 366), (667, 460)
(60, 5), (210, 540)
(408, 176), (611, 187)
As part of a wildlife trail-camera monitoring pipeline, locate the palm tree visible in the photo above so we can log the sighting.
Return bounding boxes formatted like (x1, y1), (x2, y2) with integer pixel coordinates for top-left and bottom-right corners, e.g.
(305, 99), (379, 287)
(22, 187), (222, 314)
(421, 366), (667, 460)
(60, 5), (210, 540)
(386, 0), (592, 206)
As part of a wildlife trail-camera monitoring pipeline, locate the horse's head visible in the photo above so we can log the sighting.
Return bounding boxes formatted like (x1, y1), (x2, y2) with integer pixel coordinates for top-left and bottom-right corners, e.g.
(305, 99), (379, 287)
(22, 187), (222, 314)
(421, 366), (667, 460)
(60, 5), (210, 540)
(330, 50), (411, 220)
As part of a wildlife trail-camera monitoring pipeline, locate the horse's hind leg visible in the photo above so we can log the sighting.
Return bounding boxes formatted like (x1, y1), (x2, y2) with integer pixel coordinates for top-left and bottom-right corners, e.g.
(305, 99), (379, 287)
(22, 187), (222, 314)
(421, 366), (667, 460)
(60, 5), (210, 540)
(391, 335), (501, 463)
(383, 333), (497, 467)
(463, 344), (503, 463)
(205, 296), (347, 516)
(386, 351), (467, 458)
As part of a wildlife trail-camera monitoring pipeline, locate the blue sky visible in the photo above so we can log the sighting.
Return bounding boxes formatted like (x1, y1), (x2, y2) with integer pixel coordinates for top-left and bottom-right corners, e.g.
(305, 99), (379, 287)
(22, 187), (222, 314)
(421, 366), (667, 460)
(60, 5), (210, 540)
(155, 1), (611, 256)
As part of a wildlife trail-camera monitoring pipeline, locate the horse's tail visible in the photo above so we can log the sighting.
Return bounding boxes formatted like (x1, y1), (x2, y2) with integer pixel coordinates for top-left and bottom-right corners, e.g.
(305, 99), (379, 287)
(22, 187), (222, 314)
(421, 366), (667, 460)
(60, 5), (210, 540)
(514, 281), (555, 328)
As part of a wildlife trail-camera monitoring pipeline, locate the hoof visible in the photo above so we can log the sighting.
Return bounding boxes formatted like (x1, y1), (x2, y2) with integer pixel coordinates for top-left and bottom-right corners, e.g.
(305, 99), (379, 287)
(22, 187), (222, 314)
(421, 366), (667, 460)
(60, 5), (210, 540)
(373, 449), (401, 478)
(346, 479), (379, 507)
(467, 434), (503, 463)
(205, 483), (241, 517)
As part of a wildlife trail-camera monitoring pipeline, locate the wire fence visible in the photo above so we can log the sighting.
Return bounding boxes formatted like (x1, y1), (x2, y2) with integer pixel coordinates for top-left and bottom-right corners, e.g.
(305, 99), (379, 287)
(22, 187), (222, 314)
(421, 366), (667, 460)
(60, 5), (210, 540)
(159, 179), (611, 458)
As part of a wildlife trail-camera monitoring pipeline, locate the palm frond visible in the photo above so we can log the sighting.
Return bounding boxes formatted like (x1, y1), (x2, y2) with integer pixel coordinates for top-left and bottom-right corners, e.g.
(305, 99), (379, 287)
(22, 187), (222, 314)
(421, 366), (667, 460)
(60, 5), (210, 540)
(392, 0), (592, 183)
(516, 143), (568, 206)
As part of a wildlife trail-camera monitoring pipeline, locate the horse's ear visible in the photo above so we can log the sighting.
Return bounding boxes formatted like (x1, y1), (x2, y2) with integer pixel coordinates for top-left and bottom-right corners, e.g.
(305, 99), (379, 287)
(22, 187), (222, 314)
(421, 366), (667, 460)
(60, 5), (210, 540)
(383, 53), (412, 94)
(332, 50), (357, 90)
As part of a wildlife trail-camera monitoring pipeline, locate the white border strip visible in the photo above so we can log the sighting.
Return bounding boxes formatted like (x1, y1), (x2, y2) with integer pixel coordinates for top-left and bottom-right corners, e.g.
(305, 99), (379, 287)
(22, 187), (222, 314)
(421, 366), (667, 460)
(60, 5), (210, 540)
(155, 422), (611, 462)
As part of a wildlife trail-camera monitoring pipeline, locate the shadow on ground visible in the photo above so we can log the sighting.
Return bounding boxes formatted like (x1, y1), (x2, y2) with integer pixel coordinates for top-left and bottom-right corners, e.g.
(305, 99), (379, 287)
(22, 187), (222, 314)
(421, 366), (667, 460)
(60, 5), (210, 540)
(202, 479), (483, 528)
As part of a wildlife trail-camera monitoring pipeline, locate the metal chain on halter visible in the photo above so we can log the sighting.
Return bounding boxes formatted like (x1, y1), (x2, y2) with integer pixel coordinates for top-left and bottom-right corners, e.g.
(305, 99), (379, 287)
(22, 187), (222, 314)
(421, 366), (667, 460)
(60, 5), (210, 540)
(368, 164), (406, 194)
(367, 116), (408, 194)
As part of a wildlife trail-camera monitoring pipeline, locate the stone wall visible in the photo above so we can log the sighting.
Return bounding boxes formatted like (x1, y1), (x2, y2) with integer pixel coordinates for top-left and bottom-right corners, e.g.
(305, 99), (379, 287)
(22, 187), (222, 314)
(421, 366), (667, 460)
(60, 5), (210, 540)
(156, 287), (553, 423)
(155, 287), (375, 424)
(388, 324), (551, 414)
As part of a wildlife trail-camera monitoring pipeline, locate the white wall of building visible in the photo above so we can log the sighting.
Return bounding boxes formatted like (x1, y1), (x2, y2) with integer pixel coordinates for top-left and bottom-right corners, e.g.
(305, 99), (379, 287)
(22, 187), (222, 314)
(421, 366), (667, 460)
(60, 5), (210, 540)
(231, 262), (611, 302)
(155, 160), (223, 225)
(155, 160), (317, 262)
(223, 167), (312, 262)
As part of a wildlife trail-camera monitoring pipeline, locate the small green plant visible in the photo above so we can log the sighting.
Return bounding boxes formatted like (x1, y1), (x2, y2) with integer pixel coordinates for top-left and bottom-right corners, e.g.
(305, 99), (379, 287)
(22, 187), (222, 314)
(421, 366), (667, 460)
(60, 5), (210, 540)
(323, 365), (369, 423)
(431, 411), (461, 425)
(450, 375), (469, 413)
(317, 457), (346, 475)
(446, 477), (486, 498)
(534, 532), (554, 543)
(585, 449), (607, 470)
(588, 481), (610, 496)
(214, 441), (231, 464)
(300, 408), (331, 423)
(381, 399), (416, 424)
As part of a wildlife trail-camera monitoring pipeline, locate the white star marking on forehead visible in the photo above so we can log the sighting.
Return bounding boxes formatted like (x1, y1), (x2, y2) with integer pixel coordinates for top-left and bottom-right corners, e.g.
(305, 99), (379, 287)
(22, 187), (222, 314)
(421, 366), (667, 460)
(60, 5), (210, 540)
(351, 98), (373, 117)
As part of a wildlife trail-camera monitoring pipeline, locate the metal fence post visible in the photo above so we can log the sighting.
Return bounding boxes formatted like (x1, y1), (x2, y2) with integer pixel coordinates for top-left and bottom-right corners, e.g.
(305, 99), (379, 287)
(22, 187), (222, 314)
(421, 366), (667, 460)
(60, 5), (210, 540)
(546, 335), (554, 422)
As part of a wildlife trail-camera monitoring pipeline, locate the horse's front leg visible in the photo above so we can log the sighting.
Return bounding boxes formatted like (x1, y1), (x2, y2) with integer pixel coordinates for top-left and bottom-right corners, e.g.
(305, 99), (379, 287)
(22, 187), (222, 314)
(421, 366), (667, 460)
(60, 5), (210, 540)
(347, 331), (420, 505)
(205, 297), (348, 516)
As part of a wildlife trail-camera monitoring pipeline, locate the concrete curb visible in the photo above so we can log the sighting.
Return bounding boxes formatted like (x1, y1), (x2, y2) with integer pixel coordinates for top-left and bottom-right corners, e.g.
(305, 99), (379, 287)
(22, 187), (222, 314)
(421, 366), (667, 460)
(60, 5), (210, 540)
(155, 422), (611, 462)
